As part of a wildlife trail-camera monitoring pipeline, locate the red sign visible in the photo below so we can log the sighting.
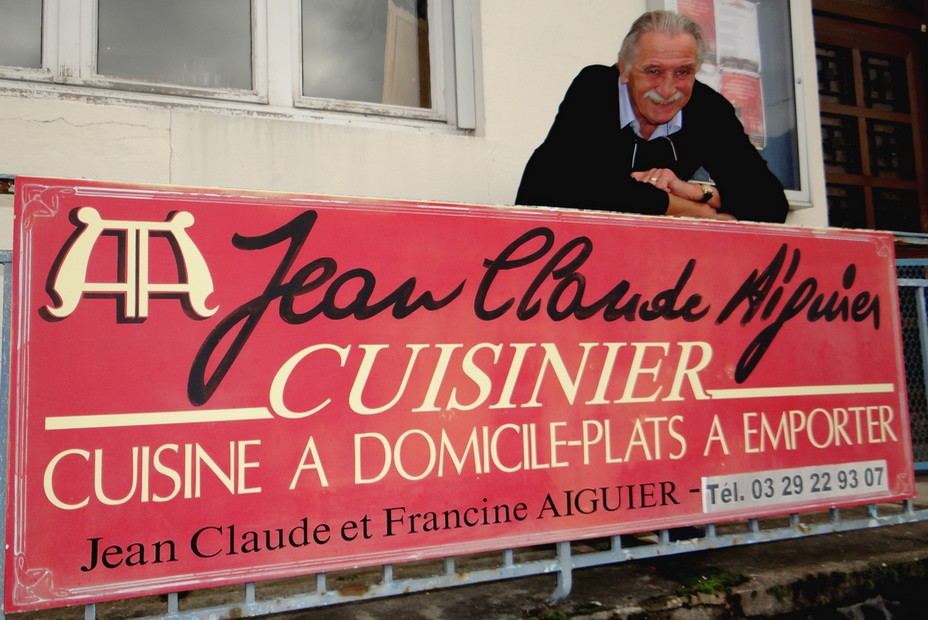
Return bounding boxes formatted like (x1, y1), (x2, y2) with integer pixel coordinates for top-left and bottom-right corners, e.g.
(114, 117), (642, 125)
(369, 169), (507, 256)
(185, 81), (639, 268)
(6, 178), (914, 611)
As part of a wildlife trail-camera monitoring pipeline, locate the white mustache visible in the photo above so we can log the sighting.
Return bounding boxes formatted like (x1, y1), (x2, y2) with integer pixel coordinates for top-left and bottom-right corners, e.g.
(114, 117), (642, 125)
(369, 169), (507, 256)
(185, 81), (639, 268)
(644, 90), (684, 105)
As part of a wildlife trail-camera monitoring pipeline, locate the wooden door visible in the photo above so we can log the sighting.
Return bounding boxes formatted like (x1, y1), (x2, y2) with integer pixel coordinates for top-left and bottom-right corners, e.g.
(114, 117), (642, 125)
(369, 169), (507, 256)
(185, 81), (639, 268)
(814, 4), (928, 233)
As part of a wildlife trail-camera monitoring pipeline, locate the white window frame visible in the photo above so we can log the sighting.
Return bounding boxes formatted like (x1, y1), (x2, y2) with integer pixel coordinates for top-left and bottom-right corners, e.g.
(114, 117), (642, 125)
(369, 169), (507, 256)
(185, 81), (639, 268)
(0, 0), (476, 130)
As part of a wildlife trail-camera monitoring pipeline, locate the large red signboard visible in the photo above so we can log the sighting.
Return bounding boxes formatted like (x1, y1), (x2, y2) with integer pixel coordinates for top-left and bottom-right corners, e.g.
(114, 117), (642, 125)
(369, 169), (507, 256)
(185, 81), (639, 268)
(6, 178), (914, 611)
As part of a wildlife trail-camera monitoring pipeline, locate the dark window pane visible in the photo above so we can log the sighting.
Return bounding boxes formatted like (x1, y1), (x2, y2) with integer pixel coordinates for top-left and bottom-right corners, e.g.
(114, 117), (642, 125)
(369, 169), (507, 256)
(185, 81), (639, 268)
(821, 114), (861, 175)
(874, 188), (921, 232)
(868, 120), (916, 179)
(862, 51), (910, 112)
(827, 184), (867, 229)
(845, 0), (922, 14)
(817, 44), (856, 106)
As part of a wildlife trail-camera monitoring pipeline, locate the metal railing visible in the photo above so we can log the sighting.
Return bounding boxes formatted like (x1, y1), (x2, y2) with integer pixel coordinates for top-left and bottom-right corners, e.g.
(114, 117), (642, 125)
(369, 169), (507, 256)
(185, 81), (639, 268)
(1, 253), (927, 620)
(897, 259), (928, 468)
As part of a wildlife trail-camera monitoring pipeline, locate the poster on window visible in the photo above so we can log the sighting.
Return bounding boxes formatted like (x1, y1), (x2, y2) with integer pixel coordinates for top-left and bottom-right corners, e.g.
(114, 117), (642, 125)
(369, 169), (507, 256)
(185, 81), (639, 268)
(716, 0), (762, 72)
(678, 0), (717, 58)
(6, 178), (914, 611)
(679, 0), (771, 158)
(721, 70), (766, 149)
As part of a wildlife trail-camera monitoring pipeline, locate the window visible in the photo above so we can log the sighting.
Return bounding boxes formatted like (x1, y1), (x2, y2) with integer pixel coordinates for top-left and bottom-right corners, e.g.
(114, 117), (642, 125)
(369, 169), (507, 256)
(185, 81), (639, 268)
(0, 0), (476, 129)
(97, 0), (252, 90)
(0, 0), (42, 69)
(301, 0), (430, 109)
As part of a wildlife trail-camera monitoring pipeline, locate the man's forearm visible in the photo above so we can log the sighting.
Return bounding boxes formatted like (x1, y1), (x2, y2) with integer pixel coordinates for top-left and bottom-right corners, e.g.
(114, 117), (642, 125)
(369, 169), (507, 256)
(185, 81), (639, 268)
(665, 194), (735, 220)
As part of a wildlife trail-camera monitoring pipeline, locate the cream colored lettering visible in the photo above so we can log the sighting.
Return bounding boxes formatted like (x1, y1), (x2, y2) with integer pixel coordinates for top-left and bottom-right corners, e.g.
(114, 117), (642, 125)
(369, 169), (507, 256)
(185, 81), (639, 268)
(703, 415), (730, 456)
(289, 437), (329, 488)
(619, 343), (669, 403)
(349, 344), (431, 415)
(270, 344), (351, 418)
(524, 343), (598, 407)
(743, 406), (898, 452)
(44, 449), (91, 510)
(271, 341), (714, 419)
(43, 441), (261, 510)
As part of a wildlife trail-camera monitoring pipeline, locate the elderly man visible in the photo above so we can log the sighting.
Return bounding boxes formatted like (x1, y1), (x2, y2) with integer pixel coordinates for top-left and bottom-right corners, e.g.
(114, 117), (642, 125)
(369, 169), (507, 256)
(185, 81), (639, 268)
(515, 10), (788, 223)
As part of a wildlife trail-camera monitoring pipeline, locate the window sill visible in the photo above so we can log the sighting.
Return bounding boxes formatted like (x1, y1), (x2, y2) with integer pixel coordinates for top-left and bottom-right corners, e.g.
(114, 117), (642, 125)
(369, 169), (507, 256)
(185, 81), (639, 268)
(0, 78), (473, 134)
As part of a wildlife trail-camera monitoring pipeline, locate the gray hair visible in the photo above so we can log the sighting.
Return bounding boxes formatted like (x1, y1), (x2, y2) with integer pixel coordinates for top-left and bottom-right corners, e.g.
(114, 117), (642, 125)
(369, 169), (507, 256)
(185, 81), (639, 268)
(618, 10), (707, 68)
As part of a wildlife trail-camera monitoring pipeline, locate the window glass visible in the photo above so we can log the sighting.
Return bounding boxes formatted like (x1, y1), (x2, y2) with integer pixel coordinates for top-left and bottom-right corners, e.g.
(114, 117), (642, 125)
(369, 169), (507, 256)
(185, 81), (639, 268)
(97, 0), (252, 89)
(0, 0), (42, 68)
(681, 0), (801, 193)
(301, 0), (430, 108)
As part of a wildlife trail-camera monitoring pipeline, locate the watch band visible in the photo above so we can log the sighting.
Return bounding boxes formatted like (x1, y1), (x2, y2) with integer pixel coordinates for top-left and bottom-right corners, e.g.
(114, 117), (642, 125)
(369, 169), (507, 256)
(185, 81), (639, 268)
(698, 183), (714, 204)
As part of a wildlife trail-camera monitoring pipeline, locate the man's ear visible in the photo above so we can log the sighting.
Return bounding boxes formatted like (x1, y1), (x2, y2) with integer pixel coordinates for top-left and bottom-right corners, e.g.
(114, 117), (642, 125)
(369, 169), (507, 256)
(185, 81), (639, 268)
(618, 60), (628, 82)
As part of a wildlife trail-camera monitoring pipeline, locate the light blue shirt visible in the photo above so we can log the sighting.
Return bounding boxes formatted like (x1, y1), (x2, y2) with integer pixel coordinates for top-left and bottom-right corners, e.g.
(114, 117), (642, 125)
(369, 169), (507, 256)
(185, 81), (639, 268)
(619, 78), (683, 140)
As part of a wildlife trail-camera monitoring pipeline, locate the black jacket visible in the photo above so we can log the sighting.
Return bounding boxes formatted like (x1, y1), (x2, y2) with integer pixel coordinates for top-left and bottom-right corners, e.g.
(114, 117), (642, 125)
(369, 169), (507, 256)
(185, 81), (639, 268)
(516, 64), (789, 223)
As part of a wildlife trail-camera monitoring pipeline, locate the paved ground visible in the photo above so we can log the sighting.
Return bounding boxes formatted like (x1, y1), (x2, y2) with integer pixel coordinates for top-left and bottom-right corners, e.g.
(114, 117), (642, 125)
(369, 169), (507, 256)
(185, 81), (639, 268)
(278, 517), (928, 619)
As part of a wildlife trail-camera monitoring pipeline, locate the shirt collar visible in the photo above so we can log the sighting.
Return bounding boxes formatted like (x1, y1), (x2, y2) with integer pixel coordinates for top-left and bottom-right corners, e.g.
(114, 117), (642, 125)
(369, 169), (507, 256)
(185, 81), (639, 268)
(618, 77), (683, 140)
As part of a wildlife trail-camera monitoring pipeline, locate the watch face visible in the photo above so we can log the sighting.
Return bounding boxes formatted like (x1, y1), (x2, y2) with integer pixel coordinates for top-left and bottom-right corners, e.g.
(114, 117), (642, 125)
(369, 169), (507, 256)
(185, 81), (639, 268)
(701, 185), (714, 203)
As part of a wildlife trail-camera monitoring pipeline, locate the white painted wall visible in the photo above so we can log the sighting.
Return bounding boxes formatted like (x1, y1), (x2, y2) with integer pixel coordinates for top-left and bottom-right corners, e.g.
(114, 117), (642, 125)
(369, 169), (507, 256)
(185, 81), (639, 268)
(0, 0), (827, 253)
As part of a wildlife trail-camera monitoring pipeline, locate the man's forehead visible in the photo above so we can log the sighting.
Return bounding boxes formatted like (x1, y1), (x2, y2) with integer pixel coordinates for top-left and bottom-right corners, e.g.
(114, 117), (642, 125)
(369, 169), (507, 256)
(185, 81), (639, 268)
(633, 32), (698, 65)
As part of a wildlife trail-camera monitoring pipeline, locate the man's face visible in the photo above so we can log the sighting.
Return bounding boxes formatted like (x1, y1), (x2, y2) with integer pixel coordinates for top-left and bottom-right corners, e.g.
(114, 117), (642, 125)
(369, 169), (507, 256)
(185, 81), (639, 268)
(619, 31), (698, 138)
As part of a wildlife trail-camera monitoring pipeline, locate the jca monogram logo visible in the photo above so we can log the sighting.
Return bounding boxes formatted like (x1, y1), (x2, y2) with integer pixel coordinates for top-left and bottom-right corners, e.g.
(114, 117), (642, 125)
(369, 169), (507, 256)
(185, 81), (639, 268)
(44, 207), (217, 320)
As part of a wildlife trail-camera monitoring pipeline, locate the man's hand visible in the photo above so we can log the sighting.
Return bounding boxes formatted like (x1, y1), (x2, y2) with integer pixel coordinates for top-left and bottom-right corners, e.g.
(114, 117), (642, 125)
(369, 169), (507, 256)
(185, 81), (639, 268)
(631, 168), (733, 220)
(631, 168), (691, 197)
(665, 196), (736, 220)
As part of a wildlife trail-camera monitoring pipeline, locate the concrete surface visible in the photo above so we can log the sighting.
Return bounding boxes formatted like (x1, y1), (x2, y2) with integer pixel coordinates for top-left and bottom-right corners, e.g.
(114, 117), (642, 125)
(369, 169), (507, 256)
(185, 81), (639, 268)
(277, 519), (928, 619)
(263, 475), (928, 619)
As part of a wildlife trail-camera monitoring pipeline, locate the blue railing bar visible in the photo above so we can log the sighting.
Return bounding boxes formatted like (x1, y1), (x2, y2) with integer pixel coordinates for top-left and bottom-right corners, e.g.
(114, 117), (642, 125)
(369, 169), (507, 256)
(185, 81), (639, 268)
(914, 286), (928, 427)
(551, 541), (572, 601)
(502, 548), (513, 567)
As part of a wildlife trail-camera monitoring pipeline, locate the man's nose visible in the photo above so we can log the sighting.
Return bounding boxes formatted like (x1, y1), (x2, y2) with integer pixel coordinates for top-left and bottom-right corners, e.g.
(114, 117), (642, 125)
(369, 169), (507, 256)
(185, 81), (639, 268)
(656, 72), (676, 97)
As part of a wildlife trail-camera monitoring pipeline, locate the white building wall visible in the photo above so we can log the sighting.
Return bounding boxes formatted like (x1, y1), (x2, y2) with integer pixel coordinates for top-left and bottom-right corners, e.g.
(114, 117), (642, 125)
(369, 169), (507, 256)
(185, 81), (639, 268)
(0, 0), (827, 253)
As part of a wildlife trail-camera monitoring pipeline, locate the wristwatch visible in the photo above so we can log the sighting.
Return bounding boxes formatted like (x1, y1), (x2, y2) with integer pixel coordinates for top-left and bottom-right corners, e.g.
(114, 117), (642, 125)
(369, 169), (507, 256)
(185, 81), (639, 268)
(697, 183), (715, 204)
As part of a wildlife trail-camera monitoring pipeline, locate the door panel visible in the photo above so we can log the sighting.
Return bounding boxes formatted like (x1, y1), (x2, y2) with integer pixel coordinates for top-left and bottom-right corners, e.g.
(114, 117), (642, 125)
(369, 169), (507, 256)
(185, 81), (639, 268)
(815, 14), (928, 232)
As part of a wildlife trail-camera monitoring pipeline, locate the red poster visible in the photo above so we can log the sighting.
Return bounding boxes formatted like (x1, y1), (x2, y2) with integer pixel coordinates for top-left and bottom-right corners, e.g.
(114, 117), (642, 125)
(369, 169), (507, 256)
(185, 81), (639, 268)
(6, 178), (914, 611)
(679, 0), (717, 59)
(721, 70), (766, 149)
